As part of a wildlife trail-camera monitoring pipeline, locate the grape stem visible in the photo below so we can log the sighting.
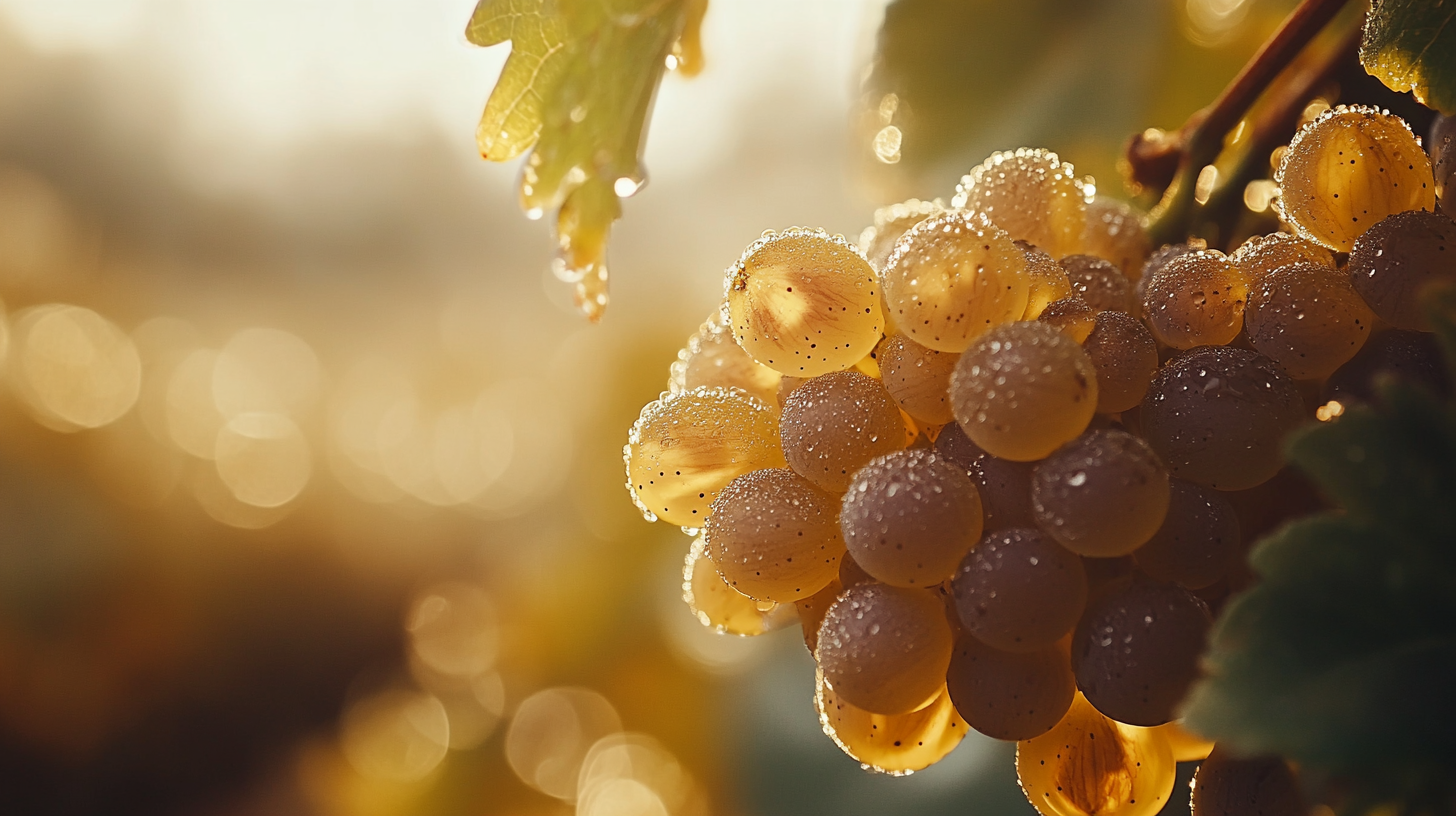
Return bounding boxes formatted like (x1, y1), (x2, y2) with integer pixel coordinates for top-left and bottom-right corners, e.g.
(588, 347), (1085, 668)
(1142, 0), (1356, 246)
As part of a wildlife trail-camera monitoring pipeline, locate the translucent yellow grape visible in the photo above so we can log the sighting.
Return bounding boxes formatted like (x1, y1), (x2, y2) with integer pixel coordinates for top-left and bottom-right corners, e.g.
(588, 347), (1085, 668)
(815, 672), (967, 775)
(953, 148), (1087, 258)
(1245, 262), (1374, 380)
(859, 198), (945, 270)
(682, 535), (795, 636)
(1276, 106), (1436, 252)
(1078, 196), (1150, 281)
(877, 334), (959, 425)
(1037, 297), (1097, 343)
(1229, 231), (1335, 288)
(624, 387), (787, 526)
(1018, 241), (1075, 320)
(670, 307), (781, 405)
(727, 228), (884, 377)
(1016, 693), (1176, 816)
(1142, 250), (1248, 349)
(880, 211), (1030, 353)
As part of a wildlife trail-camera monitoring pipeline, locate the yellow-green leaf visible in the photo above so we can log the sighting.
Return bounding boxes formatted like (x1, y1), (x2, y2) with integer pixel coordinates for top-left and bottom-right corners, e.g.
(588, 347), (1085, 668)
(468, 0), (570, 161)
(1360, 0), (1456, 115)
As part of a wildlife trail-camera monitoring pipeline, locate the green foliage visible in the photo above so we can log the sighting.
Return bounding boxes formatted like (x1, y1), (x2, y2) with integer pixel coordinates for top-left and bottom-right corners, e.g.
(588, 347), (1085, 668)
(1182, 284), (1456, 812)
(466, 0), (705, 320)
(1361, 0), (1456, 115)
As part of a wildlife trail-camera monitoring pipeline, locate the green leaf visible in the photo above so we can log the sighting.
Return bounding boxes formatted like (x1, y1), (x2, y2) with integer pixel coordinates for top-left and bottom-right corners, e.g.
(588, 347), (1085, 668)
(466, 0), (706, 320)
(1360, 0), (1456, 115)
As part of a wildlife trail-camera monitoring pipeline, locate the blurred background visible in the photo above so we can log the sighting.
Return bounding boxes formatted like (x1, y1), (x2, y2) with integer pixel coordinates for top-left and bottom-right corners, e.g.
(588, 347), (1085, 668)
(0, 1), (1308, 813)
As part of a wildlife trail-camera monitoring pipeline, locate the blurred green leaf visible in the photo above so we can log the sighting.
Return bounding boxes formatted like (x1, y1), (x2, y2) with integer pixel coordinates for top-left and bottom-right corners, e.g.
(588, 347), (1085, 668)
(1360, 0), (1456, 115)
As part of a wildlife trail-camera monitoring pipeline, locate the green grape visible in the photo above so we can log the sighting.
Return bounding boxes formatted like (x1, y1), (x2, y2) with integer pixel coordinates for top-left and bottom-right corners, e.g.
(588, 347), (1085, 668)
(945, 635), (1074, 741)
(1037, 296), (1097, 343)
(682, 535), (795, 636)
(1016, 692), (1176, 816)
(1083, 311), (1159, 413)
(880, 210), (1030, 352)
(1078, 196), (1151, 282)
(840, 449), (984, 588)
(1017, 240), (1075, 320)
(670, 306), (782, 405)
(1071, 581), (1212, 726)
(1032, 429), (1170, 558)
(1245, 262), (1375, 380)
(727, 228), (884, 377)
(707, 468), (846, 602)
(1133, 479), (1240, 590)
(816, 671), (967, 775)
(1142, 249), (1248, 349)
(1061, 255), (1132, 312)
(860, 198), (945, 270)
(949, 322), (1098, 462)
(1276, 105), (1436, 252)
(951, 528), (1087, 651)
(1228, 231), (1335, 288)
(817, 583), (954, 715)
(780, 371), (906, 492)
(953, 148), (1088, 258)
(878, 334), (959, 425)
(1348, 209), (1456, 331)
(625, 387), (787, 526)
(1191, 748), (1304, 816)
(935, 423), (1039, 530)
(1140, 347), (1306, 490)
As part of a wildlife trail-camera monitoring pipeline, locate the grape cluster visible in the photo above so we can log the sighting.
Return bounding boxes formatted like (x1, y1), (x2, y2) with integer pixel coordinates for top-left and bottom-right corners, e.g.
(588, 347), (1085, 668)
(626, 109), (1452, 812)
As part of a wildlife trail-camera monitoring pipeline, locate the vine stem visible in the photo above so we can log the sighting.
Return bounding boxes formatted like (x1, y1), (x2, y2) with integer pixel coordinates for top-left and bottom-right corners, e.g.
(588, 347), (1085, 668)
(1143, 0), (1357, 245)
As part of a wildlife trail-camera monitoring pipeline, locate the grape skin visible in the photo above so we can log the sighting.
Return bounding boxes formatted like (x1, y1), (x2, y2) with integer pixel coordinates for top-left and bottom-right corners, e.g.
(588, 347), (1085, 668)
(1133, 479), (1240, 590)
(682, 535), (795, 636)
(1078, 196), (1151, 281)
(1017, 240), (1075, 320)
(934, 423), (1039, 530)
(949, 322), (1098, 462)
(670, 307), (782, 405)
(707, 468), (846, 603)
(1062, 254), (1132, 313)
(1142, 249), (1248, 349)
(728, 229), (885, 377)
(815, 671), (967, 775)
(953, 148), (1087, 258)
(1276, 105), (1437, 252)
(1229, 232), (1334, 288)
(1191, 748), (1304, 816)
(1347, 209), (1456, 331)
(951, 528), (1088, 652)
(945, 635), (1074, 741)
(780, 371), (907, 493)
(817, 583), (954, 715)
(1083, 311), (1159, 413)
(1136, 239), (1207, 317)
(860, 199), (945, 270)
(877, 334), (959, 425)
(795, 577), (843, 654)
(1032, 429), (1170, 558)
(881, 210), (1030, 352)
(625, 387), (787, 526)
(1245, 261), (1374, 380)
(1037, 296), (1098, 343)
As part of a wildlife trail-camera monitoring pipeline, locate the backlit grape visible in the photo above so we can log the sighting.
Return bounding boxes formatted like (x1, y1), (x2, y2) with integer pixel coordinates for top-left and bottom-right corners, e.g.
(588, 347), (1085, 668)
(1032, 429), (1170, 558)
(1017, 241), (1075, 320)
(1276, 106), (1436, 251)
(935, 423), (1038, 530)
(817, 583), (954, 715)
(1062, 255), (1131, 312)
(727, 228), (884, 377)
(816, 672), (967, 775)
(840, 449), (983, 587)
(1037, 296), (1097, 343)
(1229, 231), (1335, 287)
(1140, 346), (1306, 490)
(1348, 209), (1456, 330)
(780, 371), (906, 492)
(682, 535), (795, 636)
(953, 148), (1087, 258)
(880, 210), (1030, 352)
(945, 635), (1074, 741)
(670, 307), (783, 405)
(625, 387), (787, 526)
(1142, 250), (1248, 349)
(707, 468), (845, 603)
(950, 322), (1098, 462)
(1191, 748), (1304, 816)
(1245, 262), (1374, 380)
(1135, 239), (1207, 316)
(1016, 692), (1176, 816)
(951, 528), (1087, 651)
(796, 578), (843, 654)
(1083, 311), (1159, 413)
(1133, 479), (1240, 589)
(860, 198), (945, 269)
(1079, 196), (1151, 281)
(877, 334), (959, 425)
(1071, 581), (1212, 726)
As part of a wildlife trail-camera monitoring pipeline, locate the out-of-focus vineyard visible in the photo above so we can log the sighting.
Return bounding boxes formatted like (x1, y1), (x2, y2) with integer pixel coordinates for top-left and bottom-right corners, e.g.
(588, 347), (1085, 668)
(0, 1), (1335, 814)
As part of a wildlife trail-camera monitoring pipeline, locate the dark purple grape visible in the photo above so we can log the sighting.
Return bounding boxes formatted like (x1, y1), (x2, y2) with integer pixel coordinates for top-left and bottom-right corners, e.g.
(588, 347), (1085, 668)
(1323, 329), (1451, 405)
(952, 528), (1087, 652)
(1191, 747), (1304, 816)
(1348, 209), (1456, 331)
(945, 635), (1074, 741)
(1133, 479), (1240, 589)
(934, 423), (1038, 530)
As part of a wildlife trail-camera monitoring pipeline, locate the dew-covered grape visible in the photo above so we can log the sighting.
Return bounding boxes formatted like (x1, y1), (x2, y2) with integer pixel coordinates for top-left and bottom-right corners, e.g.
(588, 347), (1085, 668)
(817, 583), (955, 715)
(1142, 249), (1248, 349)
(945, 635), (1074, 741)
(953, 148), (1087, 258)
(1245, 261), (1374, 380)
(1037, 296), (1098, 343)
(1347, 209), (1456, 330)
(1083, 311), (1159, 413)
(683, 535), (795, 636)
(881, 210), (1030, 352)
(816, 672), (967, 775)
(1071, 581), (1212, 726)
(1032, 429), (1169, 558)
(670, 307), (782, 405)
(1062, 254), (1132, 312)
(949, 322), (1098, 461)
(840, 449), (984, 587)
(626, 387), (787, 526)
(1017, 240), (1075, 320)
(780, 371), (906, 492)
(1229, 231), (1335, 287)
(728, 229), (885, 377)
(1079, 196), (1151, 281)
(877, 334), (959, 425)
(1140, 346), (1306, 490)
(1136, 239), (1207, 316)
(1191, 748), (1304, 816)
(951, 528), (1087, 651)
(796, 578), (843, 653)
(1133, 479), (1240, 589)
(707, 468), (846, 602)
(934, 423), (1038, 530)
(860, 198), (945, 270)
(1276, 106), (1436, 251)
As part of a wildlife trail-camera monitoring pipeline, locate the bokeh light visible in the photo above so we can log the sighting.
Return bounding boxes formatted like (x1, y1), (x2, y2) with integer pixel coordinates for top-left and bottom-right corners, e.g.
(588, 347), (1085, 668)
(340, 688), (451, 783)
(506, 687), (623, 801)
(11, 304), (140, 431)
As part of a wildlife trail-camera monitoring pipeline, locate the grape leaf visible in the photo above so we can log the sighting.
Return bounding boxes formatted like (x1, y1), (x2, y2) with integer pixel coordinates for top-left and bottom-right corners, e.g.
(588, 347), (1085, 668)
(1181, 284), (1456, 811)
(1360, 0), (1456, 115)
(466, 0), (706, 321)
